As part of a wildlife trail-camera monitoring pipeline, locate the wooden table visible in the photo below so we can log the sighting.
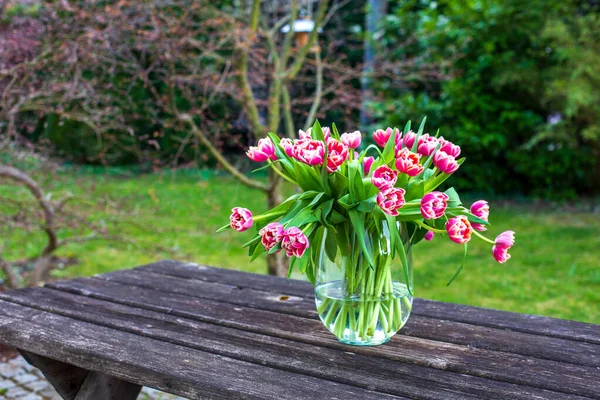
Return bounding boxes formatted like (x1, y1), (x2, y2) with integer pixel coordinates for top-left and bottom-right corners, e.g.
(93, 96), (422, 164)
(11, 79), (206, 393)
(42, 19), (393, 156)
(0, 260), (598, 400)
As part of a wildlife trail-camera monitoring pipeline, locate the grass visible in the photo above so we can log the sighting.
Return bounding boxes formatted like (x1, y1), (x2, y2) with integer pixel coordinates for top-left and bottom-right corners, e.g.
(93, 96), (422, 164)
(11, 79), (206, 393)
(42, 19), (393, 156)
(1, 165), (599, 324)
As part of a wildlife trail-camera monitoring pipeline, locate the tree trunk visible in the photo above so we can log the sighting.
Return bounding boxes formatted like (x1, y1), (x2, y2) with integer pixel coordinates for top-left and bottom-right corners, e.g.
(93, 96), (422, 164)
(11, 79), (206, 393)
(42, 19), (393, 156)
(266, 177), (289, 277)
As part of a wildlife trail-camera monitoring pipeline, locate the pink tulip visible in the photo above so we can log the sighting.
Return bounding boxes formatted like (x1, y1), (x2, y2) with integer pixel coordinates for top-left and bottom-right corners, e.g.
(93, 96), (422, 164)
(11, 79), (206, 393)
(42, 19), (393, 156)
(400, 130), (417, 150)
(492, 230), (515, 263)
(433, 151), (460, 174)
(377, 187), (406, 216)
(445, 215), (472, 244)
(292, 139), (325, 166)
(420, 192), (449, 220)
(395, 147), (424, 177)
(298, 129), (311, 140)
(439, 137), (461, 158)
(373, 127), (398, 147)
(246, 138), (277, 162)
(230, 207), (253, 232)
(282, 227), (310, 258)
(246, 147), (269, 162)
(372, 165), (398, 190)
(321, 127), (331, 141)
(341, 131), (362, 149)
(363, 156), (375, 175)
(326, 138), (349, 173)
(424, 231), (435, 241)
(417, 134), (439, 156)
(279, 138), (295, 157)
(259, 222), (285, 252)
(470, 200), (489, 231)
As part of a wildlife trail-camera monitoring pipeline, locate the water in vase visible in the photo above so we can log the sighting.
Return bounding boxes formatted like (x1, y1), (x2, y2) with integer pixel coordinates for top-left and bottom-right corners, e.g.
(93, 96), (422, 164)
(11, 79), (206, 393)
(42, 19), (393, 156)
(315, 280), (413, 346)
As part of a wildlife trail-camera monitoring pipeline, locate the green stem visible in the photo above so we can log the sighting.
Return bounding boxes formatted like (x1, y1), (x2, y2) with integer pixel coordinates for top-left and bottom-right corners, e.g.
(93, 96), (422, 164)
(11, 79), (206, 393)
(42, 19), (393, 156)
(415, 220), (446, 234)
(473, 230), (496, 245)
(267, 160), (299, 186)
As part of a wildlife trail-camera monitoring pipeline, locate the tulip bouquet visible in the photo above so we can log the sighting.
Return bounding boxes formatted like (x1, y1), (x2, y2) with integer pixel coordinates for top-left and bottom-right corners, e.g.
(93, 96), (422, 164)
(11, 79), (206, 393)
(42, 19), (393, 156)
(221, 119), (515, 345)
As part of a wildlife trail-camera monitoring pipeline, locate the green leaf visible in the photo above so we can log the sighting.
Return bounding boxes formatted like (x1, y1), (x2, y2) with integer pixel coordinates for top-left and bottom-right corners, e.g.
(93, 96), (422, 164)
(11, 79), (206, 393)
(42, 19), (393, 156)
(447, 243), (468, 286)
(382, 127), (399, 164)
(386, 216), (413, 295)
(338, 193), (358, 210)
(357, 195), (377, 213)
(348, 209), (375, 268)
(250, 244), (266, 261)
(424, 158), (466, 192)
(405, 180), (425, 201)
(242, 235), (261, 248)
(444, 187), (462, 207)
(285, 206), (319, 227)
(329, 171), (349, 195)
(331, 123), (341, 140)
(410, 116), (427, 153)
(312, 120), (325, 142)
(325, 228), (338, 262)
(267, 244), (282, 254)
(288, 256), (297, 278)
(403, 120), (411, 135)
(330, 210), (347, 224)
(216, 224), (230, 233)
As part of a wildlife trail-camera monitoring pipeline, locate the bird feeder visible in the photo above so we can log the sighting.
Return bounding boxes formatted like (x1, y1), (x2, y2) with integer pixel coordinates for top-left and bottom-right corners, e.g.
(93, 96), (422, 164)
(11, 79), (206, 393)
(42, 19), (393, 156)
(281, 15), (322, 50)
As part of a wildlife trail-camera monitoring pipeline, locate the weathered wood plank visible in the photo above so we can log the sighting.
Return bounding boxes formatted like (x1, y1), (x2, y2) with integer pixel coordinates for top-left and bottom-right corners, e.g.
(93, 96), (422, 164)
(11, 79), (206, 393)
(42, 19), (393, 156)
(138, 260), (600, 344)
(0, 299), (404, 400)
(36, 281), (600, 398)
(2, 288), (596, 400)
(79, 269), (600, 368)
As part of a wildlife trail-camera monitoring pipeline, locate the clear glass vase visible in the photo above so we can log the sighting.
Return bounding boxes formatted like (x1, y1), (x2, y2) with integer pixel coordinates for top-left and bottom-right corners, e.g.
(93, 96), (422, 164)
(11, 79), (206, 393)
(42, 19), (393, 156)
(315, 220), (413, 346)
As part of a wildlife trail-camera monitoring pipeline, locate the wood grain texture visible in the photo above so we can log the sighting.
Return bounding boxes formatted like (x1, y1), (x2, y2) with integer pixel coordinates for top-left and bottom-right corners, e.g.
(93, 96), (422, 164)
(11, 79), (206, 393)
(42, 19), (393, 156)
(0, 299), (403, 400)
(37, 279), (600, 398)
(1, 260), (598, 400)
(2, 288), (596, 400)
(83, 268), (600, 367)
(138, 260), (600, 344)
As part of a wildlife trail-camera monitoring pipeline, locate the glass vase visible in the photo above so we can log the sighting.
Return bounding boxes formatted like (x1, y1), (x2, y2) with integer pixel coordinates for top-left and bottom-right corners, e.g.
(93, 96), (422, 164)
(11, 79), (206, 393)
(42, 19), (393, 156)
(314, 220), (413, 346)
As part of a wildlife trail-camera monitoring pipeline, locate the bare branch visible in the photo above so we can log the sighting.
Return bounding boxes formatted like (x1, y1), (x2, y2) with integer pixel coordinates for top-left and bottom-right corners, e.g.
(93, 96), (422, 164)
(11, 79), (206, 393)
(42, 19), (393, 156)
(281, 85), (295, 138)
(177, 113), (269, 192)
(0, 258), (20, 289)
(303, 51), (324, 131)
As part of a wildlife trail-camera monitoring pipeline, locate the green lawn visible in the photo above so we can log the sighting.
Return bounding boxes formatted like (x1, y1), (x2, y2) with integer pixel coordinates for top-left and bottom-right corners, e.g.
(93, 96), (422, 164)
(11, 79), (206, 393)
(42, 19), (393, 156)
(1, 166), (599, 324)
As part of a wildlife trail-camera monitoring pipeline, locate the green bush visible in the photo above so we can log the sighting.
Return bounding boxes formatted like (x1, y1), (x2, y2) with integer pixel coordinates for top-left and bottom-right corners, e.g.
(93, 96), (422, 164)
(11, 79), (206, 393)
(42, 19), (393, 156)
(373, 0), (600, 199)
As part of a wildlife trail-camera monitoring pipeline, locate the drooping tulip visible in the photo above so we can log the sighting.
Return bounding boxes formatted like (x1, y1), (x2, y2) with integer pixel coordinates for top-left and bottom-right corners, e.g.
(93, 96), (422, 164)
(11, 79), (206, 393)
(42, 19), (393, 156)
(445, 215), (472, 244)
(281, 227), (310, 258)
(259, 222), (285, 252)
(230, 207), (253, 232)
(492, 230), (515, 263)
(470, 200), (489, 231)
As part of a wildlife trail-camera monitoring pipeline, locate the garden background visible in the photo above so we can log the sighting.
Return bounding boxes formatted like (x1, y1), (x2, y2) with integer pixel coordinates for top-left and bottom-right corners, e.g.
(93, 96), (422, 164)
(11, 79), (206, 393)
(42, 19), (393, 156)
(1, 0), (599, 324)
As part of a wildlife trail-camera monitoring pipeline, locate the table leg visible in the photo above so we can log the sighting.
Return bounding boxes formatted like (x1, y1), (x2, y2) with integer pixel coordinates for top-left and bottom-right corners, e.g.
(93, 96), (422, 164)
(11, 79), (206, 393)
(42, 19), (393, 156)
(19, 350), (142, 400)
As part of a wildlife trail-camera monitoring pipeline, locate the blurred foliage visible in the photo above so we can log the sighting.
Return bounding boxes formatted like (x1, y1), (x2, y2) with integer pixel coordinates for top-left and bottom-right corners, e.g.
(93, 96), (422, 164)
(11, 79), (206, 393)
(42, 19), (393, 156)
(372, 0), (600, 199)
